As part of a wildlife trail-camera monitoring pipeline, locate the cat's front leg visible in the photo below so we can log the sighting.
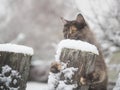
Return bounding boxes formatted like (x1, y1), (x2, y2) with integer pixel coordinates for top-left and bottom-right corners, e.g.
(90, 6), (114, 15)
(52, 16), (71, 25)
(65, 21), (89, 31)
(87, 70), (107, 90)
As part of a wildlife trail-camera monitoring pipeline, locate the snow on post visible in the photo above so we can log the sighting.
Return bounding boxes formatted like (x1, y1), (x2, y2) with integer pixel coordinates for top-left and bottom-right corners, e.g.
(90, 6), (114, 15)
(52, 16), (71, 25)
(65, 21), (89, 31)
(0, 43), (34, 90)
(49, 39), (99, 90)
(55, 39), (99, 61)
(0, 43), (33, 55)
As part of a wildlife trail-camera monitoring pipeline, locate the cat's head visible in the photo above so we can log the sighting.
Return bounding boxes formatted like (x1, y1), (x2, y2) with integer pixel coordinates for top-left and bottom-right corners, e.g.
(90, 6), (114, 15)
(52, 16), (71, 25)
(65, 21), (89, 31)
(61, 14), (87, 40)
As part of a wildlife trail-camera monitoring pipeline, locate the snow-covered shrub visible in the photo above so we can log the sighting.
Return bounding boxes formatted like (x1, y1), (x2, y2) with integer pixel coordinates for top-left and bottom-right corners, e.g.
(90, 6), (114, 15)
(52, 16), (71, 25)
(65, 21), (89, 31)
(0, 65), (21, 90)
(48, 62), (78, 90)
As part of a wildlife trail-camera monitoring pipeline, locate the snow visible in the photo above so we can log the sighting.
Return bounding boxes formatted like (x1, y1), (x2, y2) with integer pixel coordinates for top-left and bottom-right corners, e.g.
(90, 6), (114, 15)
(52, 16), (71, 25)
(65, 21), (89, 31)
(48, 71), (77, 90)
(0, 65), (21, 90)
(27, 80), (77, 90)
(62, 67), (78, 80)
(55, 39), (99, 60)
(31, 59), (51, 66)
(0, 43), (34, 55)
(61, 62), (67, 70)
(48, 72), (61, 90)
(56, 81), (77, 90)
(13, 79), (17, 84)
(2, 65), (12, 74)
(26, 82), (48, 90)
(48, 62), (78, 90)
(113, 73), (120, 90)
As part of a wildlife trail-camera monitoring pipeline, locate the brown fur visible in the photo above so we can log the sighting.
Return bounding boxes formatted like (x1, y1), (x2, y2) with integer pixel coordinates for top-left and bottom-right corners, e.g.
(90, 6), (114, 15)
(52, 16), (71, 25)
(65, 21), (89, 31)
(50, 61), (61, 73)
(62, 14), (108, 90)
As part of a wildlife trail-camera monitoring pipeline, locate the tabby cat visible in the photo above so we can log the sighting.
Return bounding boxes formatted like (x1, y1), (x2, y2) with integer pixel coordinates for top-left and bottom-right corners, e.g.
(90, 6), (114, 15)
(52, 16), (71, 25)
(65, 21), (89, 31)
(61, 14), (108, 90)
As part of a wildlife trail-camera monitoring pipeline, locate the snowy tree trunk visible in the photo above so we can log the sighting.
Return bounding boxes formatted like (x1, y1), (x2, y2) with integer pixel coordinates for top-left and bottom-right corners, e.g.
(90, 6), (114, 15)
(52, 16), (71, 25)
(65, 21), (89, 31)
(60, 48), (98, 90)
(0, 44), (33, 90)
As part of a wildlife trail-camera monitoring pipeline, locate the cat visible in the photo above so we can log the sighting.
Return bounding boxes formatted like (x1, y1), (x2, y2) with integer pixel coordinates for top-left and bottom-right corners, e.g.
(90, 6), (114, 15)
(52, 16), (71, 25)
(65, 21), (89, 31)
(61, 14), (108, 90)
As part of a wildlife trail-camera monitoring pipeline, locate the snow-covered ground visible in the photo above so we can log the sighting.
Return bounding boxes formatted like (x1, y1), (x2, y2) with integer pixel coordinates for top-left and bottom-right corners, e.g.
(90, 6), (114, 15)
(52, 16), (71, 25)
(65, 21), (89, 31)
(26, 82), (48, 90)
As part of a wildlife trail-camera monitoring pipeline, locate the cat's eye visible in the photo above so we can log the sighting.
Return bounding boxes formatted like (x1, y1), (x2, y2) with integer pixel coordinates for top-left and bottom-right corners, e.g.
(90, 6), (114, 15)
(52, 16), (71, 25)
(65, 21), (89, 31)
(70, 26), (77, 34)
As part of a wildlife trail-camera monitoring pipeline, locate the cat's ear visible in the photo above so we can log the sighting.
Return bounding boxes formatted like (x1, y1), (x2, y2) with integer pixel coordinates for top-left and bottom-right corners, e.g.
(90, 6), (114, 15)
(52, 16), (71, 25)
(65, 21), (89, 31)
(60, 17), (68, 25)
(76, 14), (86, 24)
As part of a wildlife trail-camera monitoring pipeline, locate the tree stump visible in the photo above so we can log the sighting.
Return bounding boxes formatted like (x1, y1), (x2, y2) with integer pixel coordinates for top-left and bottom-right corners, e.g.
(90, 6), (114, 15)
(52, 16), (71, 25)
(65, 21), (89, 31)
(49, 39), (99, 90)
(60, 48), (98, 90)
(0, 44), (33, 90)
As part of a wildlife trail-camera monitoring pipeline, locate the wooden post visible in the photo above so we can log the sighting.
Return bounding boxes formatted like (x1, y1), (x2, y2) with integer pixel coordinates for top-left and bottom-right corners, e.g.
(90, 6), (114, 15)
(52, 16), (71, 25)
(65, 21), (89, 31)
(59, 48), (98, 90)
(0, 44), (33, 90)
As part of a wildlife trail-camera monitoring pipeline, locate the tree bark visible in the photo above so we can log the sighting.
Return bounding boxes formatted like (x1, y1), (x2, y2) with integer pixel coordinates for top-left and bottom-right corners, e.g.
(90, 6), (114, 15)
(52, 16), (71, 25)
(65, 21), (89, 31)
(60, 48), (98, 90)
(0, 51), (32, 90)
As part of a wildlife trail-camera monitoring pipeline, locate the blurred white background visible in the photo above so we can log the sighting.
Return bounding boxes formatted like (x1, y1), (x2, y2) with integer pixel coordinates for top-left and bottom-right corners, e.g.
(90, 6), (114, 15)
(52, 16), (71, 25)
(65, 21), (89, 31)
(0, 0), (120, 90)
